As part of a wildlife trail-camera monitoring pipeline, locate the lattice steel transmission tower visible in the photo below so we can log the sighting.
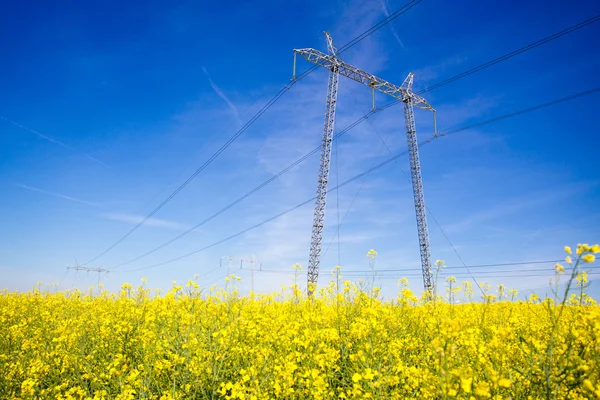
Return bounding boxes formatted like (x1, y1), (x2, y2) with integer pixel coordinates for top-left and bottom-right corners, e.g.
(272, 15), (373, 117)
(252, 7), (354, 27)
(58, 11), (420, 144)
(294, 32), (437, 294)
(68, 265), (109, 287)
(220, 255), (262, 292)
(294, 33), (341, 295)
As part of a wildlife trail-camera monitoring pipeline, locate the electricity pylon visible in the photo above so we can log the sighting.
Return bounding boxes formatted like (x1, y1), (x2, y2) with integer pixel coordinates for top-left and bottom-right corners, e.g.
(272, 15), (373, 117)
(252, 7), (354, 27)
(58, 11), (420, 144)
(220, 255), (262, 292)
(68, 266), (109, 287)
(294, 32), (437, 294)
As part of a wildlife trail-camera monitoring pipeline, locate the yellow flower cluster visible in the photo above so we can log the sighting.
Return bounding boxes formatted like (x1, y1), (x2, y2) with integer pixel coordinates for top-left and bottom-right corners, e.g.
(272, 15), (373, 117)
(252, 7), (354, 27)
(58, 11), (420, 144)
(0, 245), (599, 399)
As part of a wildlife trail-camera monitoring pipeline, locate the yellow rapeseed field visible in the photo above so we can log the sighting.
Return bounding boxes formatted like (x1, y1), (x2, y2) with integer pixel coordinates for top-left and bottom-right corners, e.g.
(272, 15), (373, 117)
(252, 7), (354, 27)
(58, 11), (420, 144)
(1, 244), (599, 399)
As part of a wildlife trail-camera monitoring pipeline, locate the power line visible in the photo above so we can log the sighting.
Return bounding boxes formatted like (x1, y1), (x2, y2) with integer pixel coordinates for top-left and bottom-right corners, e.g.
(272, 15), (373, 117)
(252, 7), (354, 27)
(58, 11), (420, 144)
(57, 268), (70, 290)
(82, 85), (294, 267)
(320, 89), (389, 262)
(359, 117), (483, 292)
(345, 264), (600, 274)
(198, 264), (224, 281)
(243, 261), (599, 274)
(139, 97), (263, 212)
(83, 0), (424, 267)
(498, 224), (600, 237)
(0, 116), (111, 168)
(342, 271), (600, 279)
(321, 88), (387, 263)
(109, 120), (365, 270)
(420, 14), (600, 94)
(292, 0), (424, 81)
(114, 87), (600, 273)
(108, 41), (600, 272)
(108, 139), (318, 270)
(104, 5), (424, 271)
(106, 12), (600, 271)
(119, 198), (316, 272)
(328, 273), (600, 280)
(373, 13), (600, 115)
(296, 37), (439, 293)
(346, 90), (483, 291)
(337, 0), (423, 53)
(437, 87), (600, 138)
(243, 264), (600, 278)
(238, 271), (600, 279)
(321, 152), (375, 261)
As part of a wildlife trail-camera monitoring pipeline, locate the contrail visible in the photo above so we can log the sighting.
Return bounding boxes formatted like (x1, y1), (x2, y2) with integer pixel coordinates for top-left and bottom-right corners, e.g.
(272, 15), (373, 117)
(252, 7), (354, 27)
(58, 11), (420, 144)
(15, 184), (102, 208)
(202, 67), (242, 125)
(380, 0), (405, 48)
(1, 115), (111, 168)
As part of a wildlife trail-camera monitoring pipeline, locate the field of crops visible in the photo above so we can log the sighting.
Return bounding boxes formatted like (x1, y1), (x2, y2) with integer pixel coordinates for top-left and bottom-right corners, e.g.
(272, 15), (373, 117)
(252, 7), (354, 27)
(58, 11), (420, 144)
(1, 244), (599, 399)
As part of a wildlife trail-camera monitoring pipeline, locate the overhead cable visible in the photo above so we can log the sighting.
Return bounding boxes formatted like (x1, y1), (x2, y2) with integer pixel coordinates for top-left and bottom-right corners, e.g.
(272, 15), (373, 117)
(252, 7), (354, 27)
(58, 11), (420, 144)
(117, 87), (600, 272)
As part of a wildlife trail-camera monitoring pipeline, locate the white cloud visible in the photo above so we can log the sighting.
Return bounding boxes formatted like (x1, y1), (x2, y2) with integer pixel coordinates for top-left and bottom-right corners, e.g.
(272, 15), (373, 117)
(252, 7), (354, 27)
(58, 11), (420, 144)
(436, 93), (503, 129)
(440, 180), (598, 234)
(102, 212), (189, 231)
(218, 0), (427, 291)
(412, 55), (467, 83)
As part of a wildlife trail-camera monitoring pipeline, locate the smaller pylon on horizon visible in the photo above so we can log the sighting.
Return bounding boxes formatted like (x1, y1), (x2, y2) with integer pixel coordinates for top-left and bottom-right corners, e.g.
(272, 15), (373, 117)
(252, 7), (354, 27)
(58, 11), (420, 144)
(67, 265), (109, 287)
(220, 255), (261, 292)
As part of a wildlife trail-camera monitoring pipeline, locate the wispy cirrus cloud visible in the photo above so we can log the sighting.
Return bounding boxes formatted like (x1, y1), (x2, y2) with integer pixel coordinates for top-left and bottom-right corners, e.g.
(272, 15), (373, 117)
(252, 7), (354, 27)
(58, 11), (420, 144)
(1, 116), (111, 168)
(201, 67), (241, 125)
(442, 181), (598, 234)
(102, 212), (189, 231)
(15, 184), (102, 208)
(412, 54), (467, 83)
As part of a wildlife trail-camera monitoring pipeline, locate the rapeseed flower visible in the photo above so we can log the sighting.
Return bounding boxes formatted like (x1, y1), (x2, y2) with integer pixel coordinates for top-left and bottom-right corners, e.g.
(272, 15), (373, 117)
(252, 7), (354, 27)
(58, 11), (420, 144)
(1, 243), (598, 399)
(565, 246), (572, 255)
(583, 254), (595, 263)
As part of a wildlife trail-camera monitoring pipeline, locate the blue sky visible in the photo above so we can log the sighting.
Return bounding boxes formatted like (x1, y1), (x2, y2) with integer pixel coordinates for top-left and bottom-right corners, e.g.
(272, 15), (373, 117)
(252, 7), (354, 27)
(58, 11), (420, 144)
(1, 0), (599, 300)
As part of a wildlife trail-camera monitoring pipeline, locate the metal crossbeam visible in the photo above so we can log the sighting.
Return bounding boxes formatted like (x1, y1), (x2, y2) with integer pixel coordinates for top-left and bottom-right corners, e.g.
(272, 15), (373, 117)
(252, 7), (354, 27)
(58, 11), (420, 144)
(68, 266), (108, 273)
(221, 255), (261, 292)
(67, 266), (109, 287)
(294, 33), (436, 294)
(295, 48), (436, 118)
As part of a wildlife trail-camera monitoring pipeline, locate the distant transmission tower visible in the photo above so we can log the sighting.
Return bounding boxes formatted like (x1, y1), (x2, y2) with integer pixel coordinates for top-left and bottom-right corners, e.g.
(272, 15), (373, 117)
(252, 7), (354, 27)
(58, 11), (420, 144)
(294, 32), (437, 294)
(220, 255), (262, 292)
(68, 266), (109, 287)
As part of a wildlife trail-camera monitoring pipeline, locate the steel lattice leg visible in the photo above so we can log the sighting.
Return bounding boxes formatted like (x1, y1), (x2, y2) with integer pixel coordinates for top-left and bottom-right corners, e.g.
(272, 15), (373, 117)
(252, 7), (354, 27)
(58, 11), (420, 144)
(307, 66), (340, 296)
(403, 99), (434, 294)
